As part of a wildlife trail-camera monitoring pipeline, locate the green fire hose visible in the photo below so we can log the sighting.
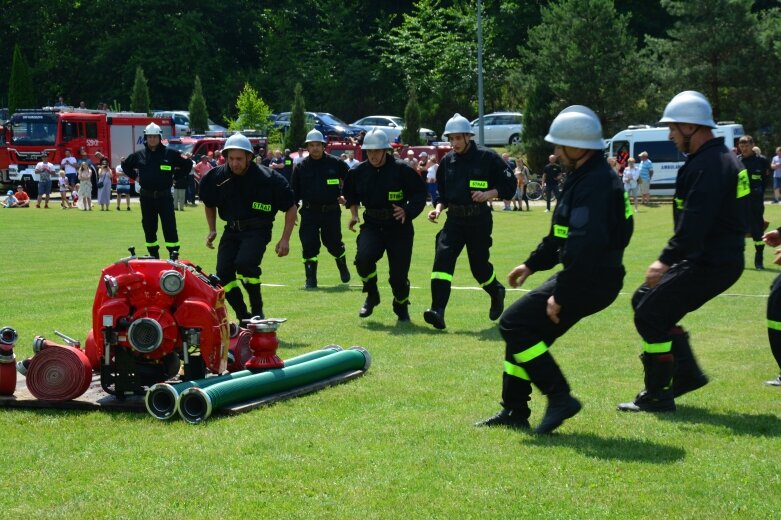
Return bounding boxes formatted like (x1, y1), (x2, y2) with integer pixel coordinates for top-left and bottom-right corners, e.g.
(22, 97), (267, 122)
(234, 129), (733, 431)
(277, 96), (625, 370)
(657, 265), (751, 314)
(145, 345), (344, 420)
(178, 347), (370, 424)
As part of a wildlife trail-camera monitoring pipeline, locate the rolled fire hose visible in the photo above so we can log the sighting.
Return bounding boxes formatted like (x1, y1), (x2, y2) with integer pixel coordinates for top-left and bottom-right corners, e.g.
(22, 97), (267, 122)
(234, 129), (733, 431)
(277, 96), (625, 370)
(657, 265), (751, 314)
(145, 345), (344, 420)
(26, 346), (93, 401)
(178, 347), (370, 424)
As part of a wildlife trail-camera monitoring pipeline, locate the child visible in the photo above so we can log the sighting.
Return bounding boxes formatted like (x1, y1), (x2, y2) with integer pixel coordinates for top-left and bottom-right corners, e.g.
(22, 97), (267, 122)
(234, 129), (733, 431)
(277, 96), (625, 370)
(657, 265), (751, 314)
(3, 190), (16, 208)
(71, 184), (80, 209)
(57, 169), (70, 209)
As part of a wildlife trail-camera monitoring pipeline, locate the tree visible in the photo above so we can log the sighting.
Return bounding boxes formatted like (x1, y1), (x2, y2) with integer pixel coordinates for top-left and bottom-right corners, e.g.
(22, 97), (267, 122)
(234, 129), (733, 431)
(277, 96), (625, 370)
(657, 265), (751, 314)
(130, 66), (150, 115)
(188, 76), (209, 134)
(228, 83), (274, 133)
(8, 44), (35, 113)
(401, 90), (422, 145)
(285, 83), (307, 151)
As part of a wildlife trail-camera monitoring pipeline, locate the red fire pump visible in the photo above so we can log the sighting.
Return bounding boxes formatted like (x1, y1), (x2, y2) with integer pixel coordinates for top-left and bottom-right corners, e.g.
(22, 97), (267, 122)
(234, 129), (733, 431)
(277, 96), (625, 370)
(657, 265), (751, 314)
(84, 253), (230, 397)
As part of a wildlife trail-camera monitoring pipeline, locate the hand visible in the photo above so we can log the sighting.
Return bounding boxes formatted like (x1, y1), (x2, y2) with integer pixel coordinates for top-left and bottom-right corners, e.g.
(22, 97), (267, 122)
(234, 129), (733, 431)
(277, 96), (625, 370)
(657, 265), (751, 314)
(348, 215), (359, 232)
(645, 260), (670, 289)
(337, 195), (346, 205)
(470, 191), (489, 203)
(546, 295), (561, 324)
(508, 264), (533, 288)
(275, 238), (290, 257)
(205, 230), (217, 249)
(392, 204), (406, 224)
(763, 229), (781, 247)
(427, 209), (441, 223)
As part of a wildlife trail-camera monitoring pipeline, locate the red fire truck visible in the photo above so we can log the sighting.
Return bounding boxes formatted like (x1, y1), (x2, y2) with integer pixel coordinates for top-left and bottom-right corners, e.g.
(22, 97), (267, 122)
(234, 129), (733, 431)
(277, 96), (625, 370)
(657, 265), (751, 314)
(0, 108), (174, 188)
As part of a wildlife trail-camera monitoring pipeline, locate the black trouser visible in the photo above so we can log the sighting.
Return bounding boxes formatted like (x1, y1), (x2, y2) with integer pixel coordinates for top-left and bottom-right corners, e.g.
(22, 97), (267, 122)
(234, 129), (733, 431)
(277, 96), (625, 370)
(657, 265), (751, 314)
(498, 271), (624, 411)
(186, 177), (197, 204)
(140, 192), (179, 256)
(217, 226), (272, 319)
(767, 274), (781, 372)
(354, 220), (413, 304)
(299, 207), (346, 261)
(633, 259), (744, 349)
(545, 184), (560, 211)
(748, 189), (765, 246)
(430, 212), (495, 310)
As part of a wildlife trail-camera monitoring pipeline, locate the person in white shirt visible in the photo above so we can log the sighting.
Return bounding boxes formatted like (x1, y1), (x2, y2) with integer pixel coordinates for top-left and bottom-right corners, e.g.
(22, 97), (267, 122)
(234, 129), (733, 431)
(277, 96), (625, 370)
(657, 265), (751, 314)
(345, 152), (360, 169)
(35, 157), (56, 208)
(60, 149), (78, 188)
(771, 146), (781, 204)
(623, 157), (640, 211)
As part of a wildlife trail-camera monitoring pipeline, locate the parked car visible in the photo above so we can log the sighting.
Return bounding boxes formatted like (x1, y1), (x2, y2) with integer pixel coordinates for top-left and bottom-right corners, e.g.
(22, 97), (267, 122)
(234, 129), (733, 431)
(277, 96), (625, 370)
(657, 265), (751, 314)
(469, 112), (523, 146)
(352, 115), (438, 144)
(273, 112), (363, 140)
(152, 110), (229, 136)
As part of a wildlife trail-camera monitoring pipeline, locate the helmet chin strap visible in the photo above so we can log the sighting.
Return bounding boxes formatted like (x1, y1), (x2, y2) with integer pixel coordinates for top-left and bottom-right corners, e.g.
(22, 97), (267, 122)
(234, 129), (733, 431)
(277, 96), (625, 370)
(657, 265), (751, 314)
(679, 125), (700, 154)
(562, 147), (592, 168)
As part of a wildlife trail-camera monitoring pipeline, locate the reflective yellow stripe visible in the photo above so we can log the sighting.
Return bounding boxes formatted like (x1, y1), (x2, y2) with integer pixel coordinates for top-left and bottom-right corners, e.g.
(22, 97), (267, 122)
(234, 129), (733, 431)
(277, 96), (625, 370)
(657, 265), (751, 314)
(223, 280), (240, 292)
(553, 225), (568, 239)
(145, 241), (159, 247)
(737, 169), (750, 198)
(479, 272), (496, 288)
(302, 256), (319, 262)
(164, 242), (180, 247)
(624, 192), (632, 219)
(768, 320), (781, 331)
(360, 271), (377, 282)
(388, 190), (403, 201)
(513, 341), (548, 364)
(394, 297), (409, 305)
(431, 272), (453, 282)
(644, 341), (672, 354)
(674, 197), (684, 210)
(160, 165), (171, 171)
(754, 240), (765, 247)
(469, 180), (488, 189)
(336, 251), (346, 259)
(327, 178), (339, 185)
(504, 361), (530, 381)
(236, 274), (261, 285)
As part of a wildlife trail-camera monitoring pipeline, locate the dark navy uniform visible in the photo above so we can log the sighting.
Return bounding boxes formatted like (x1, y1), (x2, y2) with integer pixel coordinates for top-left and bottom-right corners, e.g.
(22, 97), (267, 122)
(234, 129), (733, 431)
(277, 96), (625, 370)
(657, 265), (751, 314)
(627, 137), (747, 409)
(542, 161), (563, 211)
(426, 143), (516, 328)
(199, 162), (295, 320)
(343, 154), (426, 320)
(766, 232), (781, 385)
(121, 144), (191, 257)
(740, 152), (770, 268)
(499, 153), (632, 421)
(290, 153), (350, 287)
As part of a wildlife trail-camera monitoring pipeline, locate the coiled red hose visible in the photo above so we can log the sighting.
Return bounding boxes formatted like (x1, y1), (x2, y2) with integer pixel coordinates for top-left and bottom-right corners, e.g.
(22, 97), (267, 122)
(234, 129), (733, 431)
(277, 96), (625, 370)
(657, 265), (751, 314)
(26, 346), (92, 401)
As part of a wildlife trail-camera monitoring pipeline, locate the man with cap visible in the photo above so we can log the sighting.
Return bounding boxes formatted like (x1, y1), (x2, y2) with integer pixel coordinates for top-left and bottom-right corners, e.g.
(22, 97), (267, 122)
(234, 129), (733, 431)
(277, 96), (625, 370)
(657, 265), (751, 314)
(342, 128), (427, 321)
(477, 105), (633, 433)
(121, 123), (192, 258)
(618, 91), (747, 413)
(199, 133), (297, 321)
(423, 113), (516, 330)
(290, 129), (351, 289)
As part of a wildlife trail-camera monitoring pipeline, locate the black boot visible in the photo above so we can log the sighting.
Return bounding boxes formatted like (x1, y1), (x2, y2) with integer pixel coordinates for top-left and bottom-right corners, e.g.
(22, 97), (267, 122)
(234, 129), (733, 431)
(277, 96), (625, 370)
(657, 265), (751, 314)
(523, 352), (581, 434)
(359, 283), (380, 318)
(423, 308), (446, 329)
(392, 300), (410, 322)
(147, 245), (160, 259)
(225, 288), (250, 322)
(475, 408), (530, 430)
(485, 280), (506, 321)
(424, 279), (450, 330)
(335, 255), (351, 283)
(245, 283), (264, 319)
(618, 353), (676, 412)
(304, 260), (318, 289)
(670, 328), (708, 398)
(755, 245), (764, 270)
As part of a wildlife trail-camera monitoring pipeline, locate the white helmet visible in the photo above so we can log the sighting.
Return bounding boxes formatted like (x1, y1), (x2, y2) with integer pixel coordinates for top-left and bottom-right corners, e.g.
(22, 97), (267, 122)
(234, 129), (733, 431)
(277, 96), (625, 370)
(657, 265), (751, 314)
(305, 129), (326, 144)
(361, 127), (391, 150)
(442, 113), (474, 137)
(222, 133), (254, 157)
(659, 90), (716, 128)
(144, 123), (163, 136)
(544, 105), (605, 150)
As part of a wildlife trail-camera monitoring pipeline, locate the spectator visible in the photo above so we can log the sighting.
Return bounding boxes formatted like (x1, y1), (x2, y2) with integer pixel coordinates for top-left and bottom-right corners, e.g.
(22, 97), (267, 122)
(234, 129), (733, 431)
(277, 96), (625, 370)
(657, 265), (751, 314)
(513, 158), (530, 211)
(71, 184), (80, 208)
(502, 153), (517, 210)
(214, 149), (225, 166)
(771, 146), (781, 204)
(261, 150), (274, 167)
(78, 101), (86, 109)
(425, 154), (439, 205)
(12, 185), (30, 207)
(293, 147), (305, 166)
(3, 190), (17, 208)
(77, 162), (93, 211)
(173, 152), (191, 211)
(623, 157), (640, 212)
(345, 152), (360, 169)
(57, 169), (71, 208)
(607, 156), (620, 177)
(637, 151), (654, 205)
(416, 152), (429, 177)
(269, 149), (285, 176)
(541, 154), (562, 212)
(115, 164), (131, 211)
(61, 149), (78, 188)
(405, 149), (419, 170)
(54, 96), (67, 108)
(281, 149), (294, 182)
(193, 154), (213, 204)
(96, 158), (113, 211)
(35, 156), (56, 208)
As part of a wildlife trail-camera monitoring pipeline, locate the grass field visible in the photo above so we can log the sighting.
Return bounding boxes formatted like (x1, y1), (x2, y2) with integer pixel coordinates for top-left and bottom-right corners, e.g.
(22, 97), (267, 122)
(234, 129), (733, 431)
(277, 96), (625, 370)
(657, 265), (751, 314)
(1, 199), (779, 519)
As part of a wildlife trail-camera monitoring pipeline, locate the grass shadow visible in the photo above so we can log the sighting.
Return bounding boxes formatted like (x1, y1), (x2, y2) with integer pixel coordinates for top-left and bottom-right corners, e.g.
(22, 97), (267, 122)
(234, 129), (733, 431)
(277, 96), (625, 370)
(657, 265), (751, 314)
(525, 431), (686, 463)
(304, 284), (353, 293)
(361, 320), (439, 335)
(657, 404), (781, 436)
(450, 326), (503, 341)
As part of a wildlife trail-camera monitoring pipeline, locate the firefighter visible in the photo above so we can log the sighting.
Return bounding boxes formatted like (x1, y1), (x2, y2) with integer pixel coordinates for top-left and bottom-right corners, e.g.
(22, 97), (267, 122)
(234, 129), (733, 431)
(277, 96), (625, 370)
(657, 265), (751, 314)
(198, 133), (297, 321)
(477, 106), (633, 433)
(763, 227), (781, 386)
(121, 123), (192, 258)
(618, 91), (747, 413)
(737, 135), (770, 269)
(342, 127), (426, 321)
(290, 129), (351, 289)
(423, 113), (516, 330)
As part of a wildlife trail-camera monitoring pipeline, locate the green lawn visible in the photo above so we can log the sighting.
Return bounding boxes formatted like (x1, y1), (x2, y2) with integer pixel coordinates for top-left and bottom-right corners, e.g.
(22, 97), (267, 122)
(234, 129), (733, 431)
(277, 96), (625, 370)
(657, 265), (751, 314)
(0, 199), (779, 519)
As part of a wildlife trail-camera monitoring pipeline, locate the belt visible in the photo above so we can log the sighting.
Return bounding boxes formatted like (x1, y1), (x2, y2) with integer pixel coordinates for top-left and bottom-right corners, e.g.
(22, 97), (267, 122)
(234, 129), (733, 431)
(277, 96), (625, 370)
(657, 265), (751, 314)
(364, 208), (394, 220)
(447, 203), (486, 217)
(225, 217), (270, 232)
(140, 188), (172, 199)
(303, 203), (340, 212)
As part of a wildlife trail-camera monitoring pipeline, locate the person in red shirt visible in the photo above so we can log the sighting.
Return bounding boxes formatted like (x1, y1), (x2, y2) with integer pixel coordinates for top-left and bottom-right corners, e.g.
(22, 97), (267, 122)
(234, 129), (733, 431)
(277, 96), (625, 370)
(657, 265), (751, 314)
(12, 185), (30, 207)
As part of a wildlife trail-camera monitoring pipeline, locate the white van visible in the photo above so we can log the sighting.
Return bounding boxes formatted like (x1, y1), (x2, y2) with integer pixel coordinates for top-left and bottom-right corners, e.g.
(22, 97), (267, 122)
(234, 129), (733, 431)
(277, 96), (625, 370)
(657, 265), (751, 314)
(607, 123), (744, 196)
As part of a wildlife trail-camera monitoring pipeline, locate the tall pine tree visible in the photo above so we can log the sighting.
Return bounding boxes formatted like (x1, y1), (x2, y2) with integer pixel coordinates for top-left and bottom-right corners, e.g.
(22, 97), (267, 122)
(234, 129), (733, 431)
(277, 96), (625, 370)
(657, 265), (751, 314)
(401, 90), (422, 145)
(285, 83), (307, 151)
(130, 66), (150, 115)
(188, 76), (209, 134)
(8, 44), (35, 113)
